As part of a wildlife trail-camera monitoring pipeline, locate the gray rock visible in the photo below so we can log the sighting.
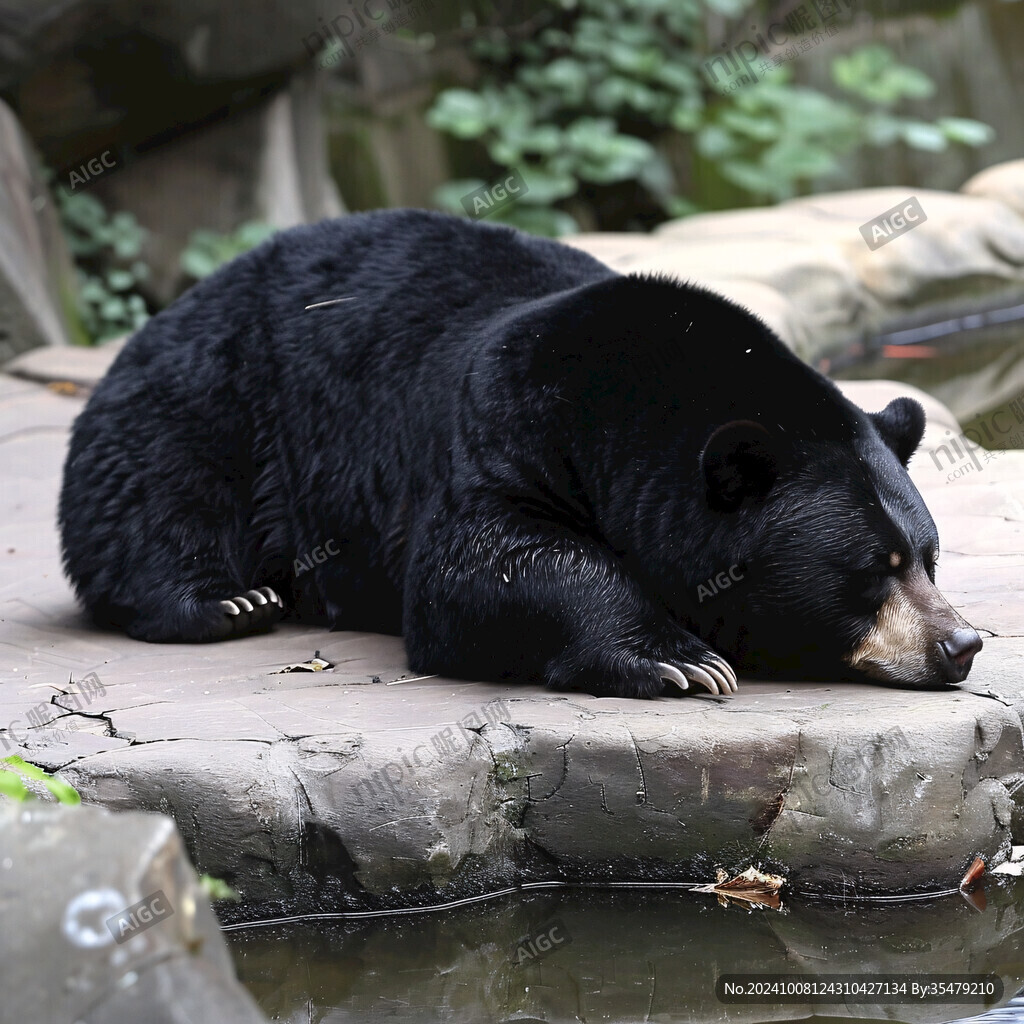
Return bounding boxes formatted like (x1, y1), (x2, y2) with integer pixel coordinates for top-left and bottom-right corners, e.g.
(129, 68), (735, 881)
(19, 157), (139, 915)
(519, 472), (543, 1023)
(3, 0), (347, 307)
(0, 802), (267, 1023)
(90, 70), (344, 305)
(0, 98), (79, 363)
(37, 661), (1021, 911)
(0, 0), (337, 91)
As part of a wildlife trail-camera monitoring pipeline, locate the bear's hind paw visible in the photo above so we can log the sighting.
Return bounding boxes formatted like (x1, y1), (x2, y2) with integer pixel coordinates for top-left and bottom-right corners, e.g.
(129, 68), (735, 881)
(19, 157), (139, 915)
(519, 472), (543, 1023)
(218, 587), (284, 637)
(656, 658), (738, 696)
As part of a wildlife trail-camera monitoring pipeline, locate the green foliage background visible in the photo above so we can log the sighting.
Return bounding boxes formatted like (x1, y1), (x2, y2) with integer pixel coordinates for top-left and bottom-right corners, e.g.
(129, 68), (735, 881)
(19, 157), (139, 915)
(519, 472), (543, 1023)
(54, 187), (150, 344)
(427, 0), (994, 234)
(52, 0), (997, 341)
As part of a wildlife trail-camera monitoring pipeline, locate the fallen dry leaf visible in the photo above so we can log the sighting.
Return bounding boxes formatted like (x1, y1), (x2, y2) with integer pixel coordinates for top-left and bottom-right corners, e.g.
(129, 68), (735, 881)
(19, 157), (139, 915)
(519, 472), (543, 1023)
(959, 856), (986, 890)
(694, 866), (786, 910)
(272, 656), (333, 673)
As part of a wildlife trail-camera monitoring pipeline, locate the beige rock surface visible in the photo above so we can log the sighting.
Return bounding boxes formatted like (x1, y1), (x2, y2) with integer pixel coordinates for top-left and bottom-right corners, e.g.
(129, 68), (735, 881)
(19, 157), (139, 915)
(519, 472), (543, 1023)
(963, 158), (1024, 219)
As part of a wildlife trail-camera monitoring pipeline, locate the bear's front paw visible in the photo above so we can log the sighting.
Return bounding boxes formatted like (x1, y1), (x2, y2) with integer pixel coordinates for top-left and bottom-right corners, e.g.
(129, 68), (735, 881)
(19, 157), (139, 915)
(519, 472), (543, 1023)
(545, 638), (738, 699)
(655, 658), (738, 696)
(216, 587), (284, 637)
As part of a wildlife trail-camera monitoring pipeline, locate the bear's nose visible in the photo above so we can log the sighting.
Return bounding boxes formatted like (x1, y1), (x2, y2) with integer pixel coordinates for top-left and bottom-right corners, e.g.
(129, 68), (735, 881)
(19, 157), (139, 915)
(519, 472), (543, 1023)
(938, 628), (983, 682)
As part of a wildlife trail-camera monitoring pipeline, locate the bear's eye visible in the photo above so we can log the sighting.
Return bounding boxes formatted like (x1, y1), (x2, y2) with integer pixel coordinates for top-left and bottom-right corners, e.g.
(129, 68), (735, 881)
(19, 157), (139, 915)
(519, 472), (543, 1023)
(857, 564), (891, 596)
(857, 553), (900, 593)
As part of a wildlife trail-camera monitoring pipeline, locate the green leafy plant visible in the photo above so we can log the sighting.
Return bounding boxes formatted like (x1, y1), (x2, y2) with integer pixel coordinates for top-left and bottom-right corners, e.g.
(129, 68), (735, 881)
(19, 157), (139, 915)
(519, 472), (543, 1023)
(1, 755), (81, 805)
(700, 45), (994, 200)
(199, 874), (240, 901)
(54, 187), (150, 343)
(427, 2), (994, 233)
(180, 222), (277, 281)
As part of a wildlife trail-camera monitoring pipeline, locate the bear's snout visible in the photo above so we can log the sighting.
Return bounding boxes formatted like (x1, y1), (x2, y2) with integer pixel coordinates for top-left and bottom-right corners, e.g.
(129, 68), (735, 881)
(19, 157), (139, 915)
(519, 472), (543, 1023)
(844, 569), (983, 687)
(936, 626), (983, 684)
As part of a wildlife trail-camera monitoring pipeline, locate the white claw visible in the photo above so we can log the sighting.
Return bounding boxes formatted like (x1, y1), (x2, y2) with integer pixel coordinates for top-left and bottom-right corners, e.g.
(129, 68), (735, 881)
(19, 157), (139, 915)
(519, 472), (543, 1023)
(703, 662), (733, 694)
(716, 658), (739, 692)
(682, 663), (720, 695)
(655, 661), (689, 692)
(706, 657), (736, 692)
(657, 656), (739, 697)
(221, 587), (284, 626)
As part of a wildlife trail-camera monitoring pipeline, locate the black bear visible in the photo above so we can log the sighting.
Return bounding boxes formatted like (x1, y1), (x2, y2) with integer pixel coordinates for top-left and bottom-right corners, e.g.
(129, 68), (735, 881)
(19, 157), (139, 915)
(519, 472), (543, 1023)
(59, 209), (982, 698)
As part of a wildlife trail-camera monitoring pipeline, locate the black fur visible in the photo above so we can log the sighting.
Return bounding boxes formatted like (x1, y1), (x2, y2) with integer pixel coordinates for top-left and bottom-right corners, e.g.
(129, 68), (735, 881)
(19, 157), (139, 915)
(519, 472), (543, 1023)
(871, 396), (926, 466)
(60, 209), (948, 696)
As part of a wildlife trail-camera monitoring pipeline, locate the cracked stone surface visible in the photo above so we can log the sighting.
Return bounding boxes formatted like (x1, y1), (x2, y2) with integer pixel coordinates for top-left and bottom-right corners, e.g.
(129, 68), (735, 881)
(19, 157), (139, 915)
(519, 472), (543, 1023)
(0, 802), (268, 1023)
(1, 348), (1022, 919)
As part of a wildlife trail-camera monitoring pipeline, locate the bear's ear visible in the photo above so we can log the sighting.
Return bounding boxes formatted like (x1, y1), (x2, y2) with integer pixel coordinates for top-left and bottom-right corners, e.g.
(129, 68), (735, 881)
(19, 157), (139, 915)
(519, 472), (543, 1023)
(871, 397), (925, 467)
(701, 420), (778, 510)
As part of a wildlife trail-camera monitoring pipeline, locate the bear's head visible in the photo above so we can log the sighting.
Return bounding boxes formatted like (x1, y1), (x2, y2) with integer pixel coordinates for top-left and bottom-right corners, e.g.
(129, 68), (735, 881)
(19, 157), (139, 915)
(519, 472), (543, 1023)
(692, 397), (983, 687)
(518, 273), (982, 689)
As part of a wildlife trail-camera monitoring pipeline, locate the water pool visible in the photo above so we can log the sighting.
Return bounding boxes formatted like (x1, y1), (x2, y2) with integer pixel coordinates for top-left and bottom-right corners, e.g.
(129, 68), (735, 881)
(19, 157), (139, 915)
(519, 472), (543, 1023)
(227, 875), (1024, 1023)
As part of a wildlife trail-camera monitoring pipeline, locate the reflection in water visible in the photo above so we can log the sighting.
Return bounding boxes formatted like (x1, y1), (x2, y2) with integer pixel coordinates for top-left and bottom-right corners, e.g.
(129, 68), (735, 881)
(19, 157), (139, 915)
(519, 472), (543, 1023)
(228, 878), (1024, 1023)
(832, 335), (1024, 443)
(955, 997), (1024, 1024)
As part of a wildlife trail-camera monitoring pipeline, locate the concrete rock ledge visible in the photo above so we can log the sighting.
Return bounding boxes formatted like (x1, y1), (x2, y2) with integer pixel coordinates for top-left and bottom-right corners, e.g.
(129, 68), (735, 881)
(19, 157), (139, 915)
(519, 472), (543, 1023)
(1, 350), (1022, 918)
(50, 663), (1024, 917)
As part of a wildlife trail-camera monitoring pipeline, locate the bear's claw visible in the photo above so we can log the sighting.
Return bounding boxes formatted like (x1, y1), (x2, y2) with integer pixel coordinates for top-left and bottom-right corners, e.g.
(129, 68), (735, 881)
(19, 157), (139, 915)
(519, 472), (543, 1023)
(657, 657), (738, 696)
(702, 657), (739, 694)
(655, 662), (690, 692)
(218, 587), (284, 635)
